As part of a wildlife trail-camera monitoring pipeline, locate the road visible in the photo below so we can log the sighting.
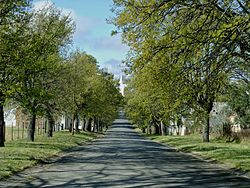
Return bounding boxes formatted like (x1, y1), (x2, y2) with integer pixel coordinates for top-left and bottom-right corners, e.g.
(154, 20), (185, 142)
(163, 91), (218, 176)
(1, 118), (250, 187)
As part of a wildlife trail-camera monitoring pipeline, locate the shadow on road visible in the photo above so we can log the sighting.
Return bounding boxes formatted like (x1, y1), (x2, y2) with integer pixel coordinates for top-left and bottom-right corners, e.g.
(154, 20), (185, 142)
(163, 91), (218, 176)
(1, 118), (250, 188)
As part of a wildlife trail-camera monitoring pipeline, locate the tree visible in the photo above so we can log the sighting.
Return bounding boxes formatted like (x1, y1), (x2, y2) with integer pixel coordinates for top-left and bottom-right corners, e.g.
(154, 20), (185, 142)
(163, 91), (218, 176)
(42, 55), (68, 137)
(14, 4), (74, 141)
(0, 0), (31, 147)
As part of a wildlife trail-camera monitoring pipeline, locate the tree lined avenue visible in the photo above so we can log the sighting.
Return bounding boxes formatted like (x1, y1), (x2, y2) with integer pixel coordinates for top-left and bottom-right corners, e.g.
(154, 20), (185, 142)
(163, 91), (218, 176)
(0, 0), (249, 186)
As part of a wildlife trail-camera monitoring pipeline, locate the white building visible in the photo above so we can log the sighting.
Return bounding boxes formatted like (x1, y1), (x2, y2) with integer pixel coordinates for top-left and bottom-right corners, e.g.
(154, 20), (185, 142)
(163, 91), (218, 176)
(4, 108), (16, 126)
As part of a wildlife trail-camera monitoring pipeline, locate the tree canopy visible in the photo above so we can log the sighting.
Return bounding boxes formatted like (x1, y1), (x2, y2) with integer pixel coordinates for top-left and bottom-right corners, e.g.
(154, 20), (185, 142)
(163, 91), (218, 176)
(111, 0), (249, 142)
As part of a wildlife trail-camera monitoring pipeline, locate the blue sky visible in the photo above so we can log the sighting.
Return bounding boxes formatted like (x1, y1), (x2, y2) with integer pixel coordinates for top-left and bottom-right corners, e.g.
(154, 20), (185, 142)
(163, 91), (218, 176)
(33, 0), (128, 77)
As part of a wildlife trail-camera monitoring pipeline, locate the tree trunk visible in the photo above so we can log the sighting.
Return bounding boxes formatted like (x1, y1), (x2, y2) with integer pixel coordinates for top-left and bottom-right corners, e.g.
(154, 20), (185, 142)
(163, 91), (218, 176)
(92, 117), (97, 132)
(47, 113), (54, 137)
(149, 122), (152, 134)
(202, 102), (213, 142)
(27, 113), (36, 142)
(84, 118), (88, 131)
(75, 113), (80, 133)
(154, 122), (160, 135)
(71, 114), (75, 135)
(85, 118), (89, 131)
(176, 116), (182, 136)
(69, 121), (72, 133)
(202, 115), (210, 142)
(160, 120), (165, 136)
(86, 118), (92, 132)
(99, 121), (103, 132)
(96, 118), (99, 132)
(82, 118), (86, 132)
(0, 98), (5, 147)
(198, 95), (214, 142)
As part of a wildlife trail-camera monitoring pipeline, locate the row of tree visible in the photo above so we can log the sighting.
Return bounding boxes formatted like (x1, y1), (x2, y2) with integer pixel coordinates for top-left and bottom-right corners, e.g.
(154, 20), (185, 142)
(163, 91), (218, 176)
(111, 0), (249, 142)
(0, 0), (122, 147)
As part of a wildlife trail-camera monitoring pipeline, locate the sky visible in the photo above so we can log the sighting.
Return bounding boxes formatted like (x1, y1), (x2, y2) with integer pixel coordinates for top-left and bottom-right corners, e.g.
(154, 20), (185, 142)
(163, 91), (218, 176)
(33, 0), (128, 78)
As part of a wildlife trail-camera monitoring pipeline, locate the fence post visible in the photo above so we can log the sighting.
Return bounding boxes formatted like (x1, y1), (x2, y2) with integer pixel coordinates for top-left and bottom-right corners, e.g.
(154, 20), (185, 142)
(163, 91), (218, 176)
(37, 122), (39, 135)
(11, 122), (14, 141)
(43, 119), (46, 134)
(17, 122), (20, 139)
(22, 122), (24, 139)
(42, 122), (44, 135)
(45, 119), (47, 133)
(42, 120), (44, 135)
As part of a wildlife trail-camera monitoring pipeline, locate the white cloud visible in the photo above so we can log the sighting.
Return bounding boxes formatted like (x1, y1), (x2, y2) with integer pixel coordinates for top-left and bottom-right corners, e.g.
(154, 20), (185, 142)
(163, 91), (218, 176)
(33, 1), (101, 41)
(75, 16), (101, 39)
(33, 0), (77, 18)
(92, 34), (129, 52)
(33, 0), (53, 11)
(100, 59), (126, 78)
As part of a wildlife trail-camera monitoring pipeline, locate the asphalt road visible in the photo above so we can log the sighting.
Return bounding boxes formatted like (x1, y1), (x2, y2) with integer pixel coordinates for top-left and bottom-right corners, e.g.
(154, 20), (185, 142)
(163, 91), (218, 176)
(1, 118), (250, 188)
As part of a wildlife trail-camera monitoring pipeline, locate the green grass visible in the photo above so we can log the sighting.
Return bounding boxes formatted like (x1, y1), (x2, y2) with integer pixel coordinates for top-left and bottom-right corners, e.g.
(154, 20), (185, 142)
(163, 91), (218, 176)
(148, 134), (250, 173)
(0, 131), (99, 179)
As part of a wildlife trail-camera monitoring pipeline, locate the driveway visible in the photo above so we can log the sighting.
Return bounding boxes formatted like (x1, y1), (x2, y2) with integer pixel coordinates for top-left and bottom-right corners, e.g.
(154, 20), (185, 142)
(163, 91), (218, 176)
(1, 118), (249, 187)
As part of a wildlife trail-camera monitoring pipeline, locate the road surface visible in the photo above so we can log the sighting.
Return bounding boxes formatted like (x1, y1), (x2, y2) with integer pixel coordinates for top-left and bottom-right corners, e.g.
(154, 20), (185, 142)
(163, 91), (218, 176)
(1, 118), (250, 187)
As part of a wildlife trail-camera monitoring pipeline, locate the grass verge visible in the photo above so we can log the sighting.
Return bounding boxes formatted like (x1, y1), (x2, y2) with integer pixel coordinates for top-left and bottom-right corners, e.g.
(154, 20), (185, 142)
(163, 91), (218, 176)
(147, 134), (250, 173)
(0, 130), (100, 180)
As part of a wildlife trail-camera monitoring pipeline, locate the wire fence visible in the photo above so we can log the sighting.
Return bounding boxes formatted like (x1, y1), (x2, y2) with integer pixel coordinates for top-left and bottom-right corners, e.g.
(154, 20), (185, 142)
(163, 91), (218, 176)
(5, 120), (64, 141)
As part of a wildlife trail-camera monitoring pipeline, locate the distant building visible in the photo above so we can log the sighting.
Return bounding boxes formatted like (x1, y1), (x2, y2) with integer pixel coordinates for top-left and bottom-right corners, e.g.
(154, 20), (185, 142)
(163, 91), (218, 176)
(4, 108), (16, 126)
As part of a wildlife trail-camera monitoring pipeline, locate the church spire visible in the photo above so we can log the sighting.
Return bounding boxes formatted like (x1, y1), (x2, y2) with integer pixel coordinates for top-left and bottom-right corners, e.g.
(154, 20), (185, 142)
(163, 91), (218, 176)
(119, 75), (123, 85)
(119, 74), (126, 96)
